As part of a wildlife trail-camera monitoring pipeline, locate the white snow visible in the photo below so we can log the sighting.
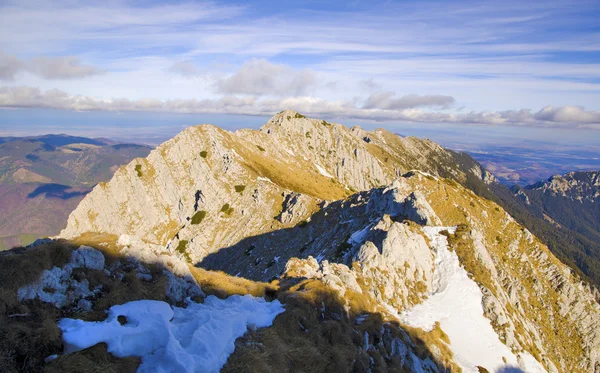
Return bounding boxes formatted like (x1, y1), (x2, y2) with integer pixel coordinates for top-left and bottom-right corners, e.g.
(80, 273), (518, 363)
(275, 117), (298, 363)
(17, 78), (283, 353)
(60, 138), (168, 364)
(519, 352), (549, 373)
(400, 226), (546, 373)
(348, 225), (371, 244)
(257, 176), (273, 183)
(314, 163), (333, 178)
(408, 169), (438, 179)
(59, 295), (285, 373)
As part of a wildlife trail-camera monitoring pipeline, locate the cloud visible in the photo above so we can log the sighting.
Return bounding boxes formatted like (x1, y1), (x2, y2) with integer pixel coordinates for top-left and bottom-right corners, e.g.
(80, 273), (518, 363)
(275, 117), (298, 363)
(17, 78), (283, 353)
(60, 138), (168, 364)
(168, 61), (201, 77)
(533, 105), (600, 123)
(359, 79), (382, 92)
(363, 92), (456, 110)
(1, 86), (599, 129)
(0, 51), (102, 80)
(215, 59), (318, 96)
(28, 56), (103, 79)
(0, 51), (25, 80)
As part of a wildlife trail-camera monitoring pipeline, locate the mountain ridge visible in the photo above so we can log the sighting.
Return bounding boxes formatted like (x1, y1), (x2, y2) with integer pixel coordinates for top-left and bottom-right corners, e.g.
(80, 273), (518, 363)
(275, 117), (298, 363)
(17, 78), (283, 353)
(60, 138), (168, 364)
(54, 111), (600, 372)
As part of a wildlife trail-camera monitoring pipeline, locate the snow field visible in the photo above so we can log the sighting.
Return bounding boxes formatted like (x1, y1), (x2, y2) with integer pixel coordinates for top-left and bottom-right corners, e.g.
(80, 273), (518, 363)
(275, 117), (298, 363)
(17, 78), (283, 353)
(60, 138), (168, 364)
(400, 226), (546, 373)
(59, 295), (285, 373)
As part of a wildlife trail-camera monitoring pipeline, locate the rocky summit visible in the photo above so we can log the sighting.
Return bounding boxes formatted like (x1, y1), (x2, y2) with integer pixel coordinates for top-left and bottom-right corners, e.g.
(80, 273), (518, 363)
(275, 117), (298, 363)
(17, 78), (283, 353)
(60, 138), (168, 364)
(3, 111), (599, 373)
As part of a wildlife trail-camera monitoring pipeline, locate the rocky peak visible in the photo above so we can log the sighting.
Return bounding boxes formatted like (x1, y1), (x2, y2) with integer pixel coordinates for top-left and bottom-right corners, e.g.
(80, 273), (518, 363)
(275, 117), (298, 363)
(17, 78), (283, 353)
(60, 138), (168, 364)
(526, 170), (600, 202)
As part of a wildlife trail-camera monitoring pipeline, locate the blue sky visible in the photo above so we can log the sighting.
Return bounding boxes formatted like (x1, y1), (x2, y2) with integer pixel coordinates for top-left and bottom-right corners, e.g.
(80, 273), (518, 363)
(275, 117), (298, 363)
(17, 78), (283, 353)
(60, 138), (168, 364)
(0, 0), (599, 140)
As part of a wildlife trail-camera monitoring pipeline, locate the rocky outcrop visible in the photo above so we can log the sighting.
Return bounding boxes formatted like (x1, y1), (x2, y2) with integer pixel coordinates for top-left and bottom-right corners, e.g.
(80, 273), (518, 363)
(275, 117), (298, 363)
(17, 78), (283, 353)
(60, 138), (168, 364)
(526, 171), (600, 202)
(18, 240), (203, 309)
(60, 111), (492, 264)
(18, 246), (105, 308)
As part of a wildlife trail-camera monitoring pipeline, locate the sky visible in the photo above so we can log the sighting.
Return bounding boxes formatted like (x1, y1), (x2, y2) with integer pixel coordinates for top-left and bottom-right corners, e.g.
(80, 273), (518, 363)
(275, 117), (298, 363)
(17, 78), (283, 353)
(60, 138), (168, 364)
(0, 0), (599, 145)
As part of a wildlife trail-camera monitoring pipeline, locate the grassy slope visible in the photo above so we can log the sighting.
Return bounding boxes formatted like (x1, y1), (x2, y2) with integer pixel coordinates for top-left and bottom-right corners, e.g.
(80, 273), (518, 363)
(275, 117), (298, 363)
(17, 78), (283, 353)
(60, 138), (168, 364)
(0, 238), (456, 373)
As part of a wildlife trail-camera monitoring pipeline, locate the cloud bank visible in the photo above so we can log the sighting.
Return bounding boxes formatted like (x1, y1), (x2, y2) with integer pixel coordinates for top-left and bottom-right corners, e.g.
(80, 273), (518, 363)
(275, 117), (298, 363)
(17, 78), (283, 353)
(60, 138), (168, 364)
(363, 92), (455, 110)
(1, 86), (598, 129)
(0, 51), (102, 80)
(215, 59), (318, 96)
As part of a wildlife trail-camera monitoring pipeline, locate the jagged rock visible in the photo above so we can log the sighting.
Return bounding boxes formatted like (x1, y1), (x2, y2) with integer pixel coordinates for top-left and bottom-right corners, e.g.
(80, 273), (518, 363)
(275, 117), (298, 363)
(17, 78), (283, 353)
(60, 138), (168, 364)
(284, 256), (321, 279)
(60, 110), (492, 265)
(275, 191), (314, 224)
(17, 246), (105, 308)
(117, 234), (204, 302)
(71, 245), (105, 270)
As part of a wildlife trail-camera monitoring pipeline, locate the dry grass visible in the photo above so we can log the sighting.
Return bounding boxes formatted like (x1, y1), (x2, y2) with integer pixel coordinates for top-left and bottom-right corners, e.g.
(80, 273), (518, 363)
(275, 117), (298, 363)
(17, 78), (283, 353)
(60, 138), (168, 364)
(441, 225), (497, 297)
(0, 239), (171, 372)
(402, 322), (459, 372)
(223, 278), (456, 373)
(2, 238), (458, 373)
(233, 136), (347, 201)
(189, 266), (277, 299)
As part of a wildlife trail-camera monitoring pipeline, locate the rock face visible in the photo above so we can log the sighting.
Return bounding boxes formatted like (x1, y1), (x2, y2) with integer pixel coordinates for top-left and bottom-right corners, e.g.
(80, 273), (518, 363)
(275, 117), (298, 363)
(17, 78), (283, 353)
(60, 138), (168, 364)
(512, 170), (600, 290)
(58, 111), (600, 372)
(526, 171), (600, 202)
(18, 246), (106, 308)
(60, 110), (490, 263)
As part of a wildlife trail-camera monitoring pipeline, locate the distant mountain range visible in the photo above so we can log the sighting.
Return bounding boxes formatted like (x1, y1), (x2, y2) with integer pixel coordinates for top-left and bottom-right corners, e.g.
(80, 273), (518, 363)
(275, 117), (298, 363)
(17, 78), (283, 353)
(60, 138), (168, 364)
(0, 135), (151, 249)
(511, 171), (600, 284)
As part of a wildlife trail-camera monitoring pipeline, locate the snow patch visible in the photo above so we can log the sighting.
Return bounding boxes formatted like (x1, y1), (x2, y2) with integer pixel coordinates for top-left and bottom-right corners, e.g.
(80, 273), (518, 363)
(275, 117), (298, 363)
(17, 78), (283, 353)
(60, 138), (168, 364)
(314, 163), (333, 178)
(348, 225), (371, 244)
(257, 176), (273, 184)
(400, 226), (546, 373)
(59, 295), (285, 373)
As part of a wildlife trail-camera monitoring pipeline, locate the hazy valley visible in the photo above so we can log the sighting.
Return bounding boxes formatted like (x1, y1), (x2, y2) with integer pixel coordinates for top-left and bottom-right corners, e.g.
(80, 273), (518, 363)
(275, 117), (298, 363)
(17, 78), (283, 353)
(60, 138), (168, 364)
(0, 135), (151, 249)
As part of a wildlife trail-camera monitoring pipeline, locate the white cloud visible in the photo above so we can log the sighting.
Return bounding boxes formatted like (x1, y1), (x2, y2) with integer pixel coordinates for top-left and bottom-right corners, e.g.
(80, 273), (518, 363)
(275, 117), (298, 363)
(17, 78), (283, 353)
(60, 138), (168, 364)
(533, 105), (600, 123)
(0, 51), (102, 80)
(363, 92), (455, 110)
(1, 86), (598, 129)
(0, 1), (599, 114)
(0, 51), (24, 80)
(28, 56), (103, 79)
(215, 59), (318, 96)
(168, 61), (202, 77)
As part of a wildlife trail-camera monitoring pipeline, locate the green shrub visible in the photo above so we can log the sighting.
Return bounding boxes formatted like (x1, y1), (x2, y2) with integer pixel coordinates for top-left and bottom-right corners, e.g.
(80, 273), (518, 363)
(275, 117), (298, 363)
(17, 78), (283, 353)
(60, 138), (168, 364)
(294, 113), (306, 119)
(234, 185), (246, 194)
(176, 240), (191, 262)
(200, 151), (207, 158)
(134, 164), (142, 177)
(256, 145), (265, 152)
(321, 120), (331, 126)
(191, 210), (207, 225)
(220, 203), (234, 216)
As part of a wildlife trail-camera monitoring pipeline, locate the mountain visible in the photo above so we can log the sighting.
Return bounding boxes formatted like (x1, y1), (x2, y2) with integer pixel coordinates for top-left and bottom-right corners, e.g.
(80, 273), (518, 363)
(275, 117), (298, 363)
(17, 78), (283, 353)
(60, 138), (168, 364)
(510, 171), (600, 283)
(59, 111), (496, 255)
(0, 135), (151, 249)
(2, 112), (599, 372)
(0, 134), (151, 186)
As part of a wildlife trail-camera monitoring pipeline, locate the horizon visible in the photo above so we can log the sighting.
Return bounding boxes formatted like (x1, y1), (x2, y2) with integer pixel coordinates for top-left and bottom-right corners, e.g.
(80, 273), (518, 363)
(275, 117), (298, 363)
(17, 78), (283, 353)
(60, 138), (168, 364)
(2, 108), (599, 186)
(1, 0), (599, 185)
